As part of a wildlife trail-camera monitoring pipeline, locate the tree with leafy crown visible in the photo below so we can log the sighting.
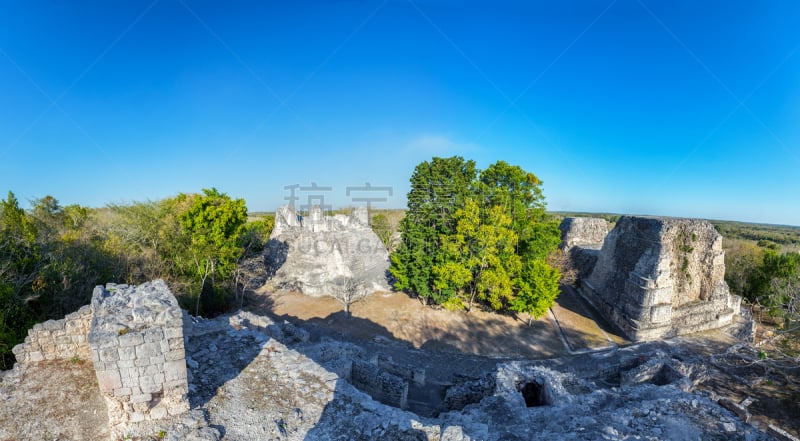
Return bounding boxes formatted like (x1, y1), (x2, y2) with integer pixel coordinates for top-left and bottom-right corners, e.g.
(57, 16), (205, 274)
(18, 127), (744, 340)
(391, 156), (563, 320)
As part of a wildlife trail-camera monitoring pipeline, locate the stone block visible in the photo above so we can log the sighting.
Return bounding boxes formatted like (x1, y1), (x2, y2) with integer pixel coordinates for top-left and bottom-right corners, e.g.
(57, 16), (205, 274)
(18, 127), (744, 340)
(165, 349), (184, 361)
(164, 326), (182, 339)
(118, 332), (144, 348)
(649, 304), (672, 323)
(131, 393), (152, 404)
(135, 342), (161, 359)
(97, 370), (123, 393)
(42, 320), (62, 331)
(118, 346), (136, 361)
(99, 347), (120, 362)
(143, 328), (164, 343)
(129, 412), (146, 422)
(114, 387), (132, 398)
(149, 406), (168, 420)
(140, 379), (163, 394)
(165, 360), (187, 382)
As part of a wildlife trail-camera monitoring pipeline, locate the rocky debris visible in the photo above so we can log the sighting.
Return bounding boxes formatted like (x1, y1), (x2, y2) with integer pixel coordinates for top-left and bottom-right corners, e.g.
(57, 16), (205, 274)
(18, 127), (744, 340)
(11, 304), (92, 364)
(88, 280), (189, 434)
(571, 216), (743, 341)
(0, 304), (785, 440)
(442, 374), (496, 412)
(265, 204), (390, 298)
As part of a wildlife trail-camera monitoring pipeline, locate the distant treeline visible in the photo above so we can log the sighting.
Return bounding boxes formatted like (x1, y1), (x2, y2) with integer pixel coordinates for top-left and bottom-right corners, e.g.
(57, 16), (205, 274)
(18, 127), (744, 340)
(712, 220), (800, 247)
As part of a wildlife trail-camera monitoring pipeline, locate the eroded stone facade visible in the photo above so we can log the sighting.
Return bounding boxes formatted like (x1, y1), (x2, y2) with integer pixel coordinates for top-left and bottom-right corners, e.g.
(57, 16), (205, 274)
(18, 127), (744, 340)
(265, 204), (390, 297)
(564, 216), (740, 341)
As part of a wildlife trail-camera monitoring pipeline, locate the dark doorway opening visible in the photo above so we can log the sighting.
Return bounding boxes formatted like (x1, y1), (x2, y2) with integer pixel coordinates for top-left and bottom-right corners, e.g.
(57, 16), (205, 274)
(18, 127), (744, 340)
(520, 382), (546, 407)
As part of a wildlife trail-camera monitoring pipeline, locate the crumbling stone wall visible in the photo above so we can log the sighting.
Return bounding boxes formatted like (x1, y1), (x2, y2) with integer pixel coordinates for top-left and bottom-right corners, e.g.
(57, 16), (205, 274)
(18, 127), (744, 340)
(374, 354), (425, 386)
(11, 305), (92, 364)
(350, 359), (408, 409)
(575, 216), (740, 340)
(559, 217), (609, 251)
(266, 204), (390, 297)
(559, 217), (609, 280)
(88, 280), (189, 428)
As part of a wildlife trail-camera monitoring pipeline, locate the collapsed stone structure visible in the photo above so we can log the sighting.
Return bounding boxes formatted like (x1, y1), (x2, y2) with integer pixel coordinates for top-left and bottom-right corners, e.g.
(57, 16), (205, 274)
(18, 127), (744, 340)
(265, 204), (390, 297)
(561, 216), (741, 341)
(88, 280), (190, 428)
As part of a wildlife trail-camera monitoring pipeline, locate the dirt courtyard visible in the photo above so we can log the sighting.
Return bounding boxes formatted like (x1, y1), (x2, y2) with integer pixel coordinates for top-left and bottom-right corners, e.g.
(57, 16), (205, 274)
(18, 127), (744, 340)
(249, 284), (628, 359)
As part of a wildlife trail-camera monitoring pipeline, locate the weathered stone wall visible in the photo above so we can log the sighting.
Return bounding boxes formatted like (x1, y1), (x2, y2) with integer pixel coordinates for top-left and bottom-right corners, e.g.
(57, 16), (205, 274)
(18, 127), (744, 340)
(559, 217), (609, 251)
(11, 305), (92, 364)
(559, 217), (609, 280)
(88, 280), (189, 428)
(578, 216), (740, 341)
(350, 359), (408, 409)
(266, 204), (390, 297)
(374, 354), (426, 386)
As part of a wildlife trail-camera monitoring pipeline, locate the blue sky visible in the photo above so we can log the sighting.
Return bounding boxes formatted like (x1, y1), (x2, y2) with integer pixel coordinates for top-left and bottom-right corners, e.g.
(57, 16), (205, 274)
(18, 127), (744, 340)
(1, 1), (799, 225)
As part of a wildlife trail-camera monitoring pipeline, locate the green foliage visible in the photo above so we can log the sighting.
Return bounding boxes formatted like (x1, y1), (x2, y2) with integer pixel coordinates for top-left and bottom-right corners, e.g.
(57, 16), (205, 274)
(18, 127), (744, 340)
(0, 191), (120, 367)
(390, 157), (562, 318)
(370, 213), (391, 249)
(0, 187), (255, 366)
(240, 216), (274, 256)
(390, 156), (477, 304)
(511, 259), (561, 324)
(179, 188), (247, 315)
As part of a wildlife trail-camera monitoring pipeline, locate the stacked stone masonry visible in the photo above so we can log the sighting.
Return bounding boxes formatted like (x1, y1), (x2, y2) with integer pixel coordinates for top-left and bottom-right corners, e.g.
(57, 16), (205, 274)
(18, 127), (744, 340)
(87, 280), (189, 427)
(350, 359), (409, 409)
(11, 305), (92, 364)
(561, 216), (741, 341)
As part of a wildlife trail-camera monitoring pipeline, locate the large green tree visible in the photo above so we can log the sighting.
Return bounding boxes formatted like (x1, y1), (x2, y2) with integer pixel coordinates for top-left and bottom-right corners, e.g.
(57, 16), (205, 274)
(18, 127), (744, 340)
(390, 157), (563, 319)
(390, 156), (477, 304)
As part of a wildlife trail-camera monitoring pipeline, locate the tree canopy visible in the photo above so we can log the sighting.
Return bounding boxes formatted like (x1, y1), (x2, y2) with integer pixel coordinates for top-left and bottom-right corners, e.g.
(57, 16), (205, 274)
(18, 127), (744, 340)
(390, 156), (563, 321)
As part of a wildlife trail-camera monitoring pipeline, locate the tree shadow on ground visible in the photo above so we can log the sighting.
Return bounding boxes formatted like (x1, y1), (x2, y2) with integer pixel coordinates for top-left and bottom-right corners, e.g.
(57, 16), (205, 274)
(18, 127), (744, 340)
(555, 285), (628, 343)
(183, 304), (270, 409)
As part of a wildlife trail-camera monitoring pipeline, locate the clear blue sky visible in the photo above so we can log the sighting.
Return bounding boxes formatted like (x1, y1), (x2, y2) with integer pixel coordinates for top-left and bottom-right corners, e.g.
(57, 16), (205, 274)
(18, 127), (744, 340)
(1, 1), (799, 225)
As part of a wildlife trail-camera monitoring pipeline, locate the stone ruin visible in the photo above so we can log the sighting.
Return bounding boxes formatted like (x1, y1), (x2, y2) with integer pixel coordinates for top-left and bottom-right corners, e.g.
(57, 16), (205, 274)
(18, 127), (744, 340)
(265, 204), (390, 297)
(87, 280), (190, 428)
(561, 216), (741, 341)
(10, 280), (192, 436)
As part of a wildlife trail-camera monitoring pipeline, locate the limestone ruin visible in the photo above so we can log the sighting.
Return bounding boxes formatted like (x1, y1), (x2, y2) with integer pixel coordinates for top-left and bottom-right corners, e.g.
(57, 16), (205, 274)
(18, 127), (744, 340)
(87, 280), (190, 428)
(265, 204), (390, 297)
(561, 216), (741, 341)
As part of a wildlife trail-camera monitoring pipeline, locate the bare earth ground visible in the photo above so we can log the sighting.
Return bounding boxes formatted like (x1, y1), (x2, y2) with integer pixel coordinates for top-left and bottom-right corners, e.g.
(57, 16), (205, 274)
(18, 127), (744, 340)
(0, 360), (109, 441)
(250, 285), (626, 359)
